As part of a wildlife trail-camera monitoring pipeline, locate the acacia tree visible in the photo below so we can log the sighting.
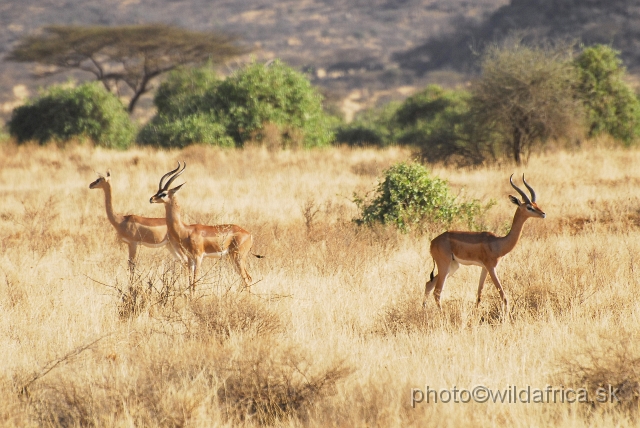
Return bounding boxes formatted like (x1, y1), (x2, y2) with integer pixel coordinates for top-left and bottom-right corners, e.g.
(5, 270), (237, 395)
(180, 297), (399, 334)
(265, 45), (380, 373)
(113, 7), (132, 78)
(6, 24), (249, 113)
(471, 38), (583, 164)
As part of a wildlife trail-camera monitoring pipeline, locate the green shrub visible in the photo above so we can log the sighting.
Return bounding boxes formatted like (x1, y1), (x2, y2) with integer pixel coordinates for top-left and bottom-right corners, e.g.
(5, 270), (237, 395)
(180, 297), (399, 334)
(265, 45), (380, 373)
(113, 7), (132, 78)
(212, 60), (333, 148)
(139, 61), (334, 148)
(389, 85), (493, 165)
(394, 85), (467, 128)
(137, 66), (231, 147)
(574, 44), (640, 145)
(353, 161), (488, 233)
(138, 113), (234, 148)
(152, 65), (221, 120)
(8, 82), (135, 148)
(334, 85), (477, 160)
(334, 102), (401, 147)
(334, 125), (385, 147)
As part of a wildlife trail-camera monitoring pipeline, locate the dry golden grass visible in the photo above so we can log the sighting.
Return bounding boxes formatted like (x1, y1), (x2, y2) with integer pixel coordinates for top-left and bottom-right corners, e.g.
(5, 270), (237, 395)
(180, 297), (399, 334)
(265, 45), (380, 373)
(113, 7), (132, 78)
(0, 141), (639, 426)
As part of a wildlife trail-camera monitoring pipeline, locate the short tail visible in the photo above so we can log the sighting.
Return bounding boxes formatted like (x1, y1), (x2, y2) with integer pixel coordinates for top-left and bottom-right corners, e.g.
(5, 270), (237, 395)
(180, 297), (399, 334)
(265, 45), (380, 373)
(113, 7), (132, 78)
(429, 259), (436, 281)
(248, 235), (265, 258)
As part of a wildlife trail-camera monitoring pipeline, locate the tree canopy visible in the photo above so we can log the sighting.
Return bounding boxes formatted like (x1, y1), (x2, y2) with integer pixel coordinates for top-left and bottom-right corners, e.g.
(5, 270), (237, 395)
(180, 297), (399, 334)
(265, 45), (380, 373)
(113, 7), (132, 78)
(6, 24), (250, 113)
(471, 39), (583, 164)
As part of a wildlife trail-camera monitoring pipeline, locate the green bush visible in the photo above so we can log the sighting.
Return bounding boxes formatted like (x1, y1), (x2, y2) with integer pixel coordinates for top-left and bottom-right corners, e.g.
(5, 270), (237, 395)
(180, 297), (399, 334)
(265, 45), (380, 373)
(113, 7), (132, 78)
(8, 82), (135, 148)
(152, 65), (221, 120)
(137, 113), (234, 148)
(139, 61), (334, 148)
(393, 85), (468, 130)
(333, 102), (400, 147)
(333, 125), (385, 147)
(391, 85), (490, 164)
(574, 44), (640, 145)
(137, 66), (229, 147)
(353, 161), (488, 233)
(212, 60), (333, 148)
(334, 86), (476, 161)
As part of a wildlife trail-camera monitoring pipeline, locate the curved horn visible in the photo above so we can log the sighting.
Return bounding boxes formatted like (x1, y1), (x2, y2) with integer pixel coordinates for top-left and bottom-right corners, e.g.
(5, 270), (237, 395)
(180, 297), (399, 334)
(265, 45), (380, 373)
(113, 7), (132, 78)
(159, 162), (181, 190)
(164, 161), (186, 190)
(522, 174), (536, 203)
(510, 174), (531, 204)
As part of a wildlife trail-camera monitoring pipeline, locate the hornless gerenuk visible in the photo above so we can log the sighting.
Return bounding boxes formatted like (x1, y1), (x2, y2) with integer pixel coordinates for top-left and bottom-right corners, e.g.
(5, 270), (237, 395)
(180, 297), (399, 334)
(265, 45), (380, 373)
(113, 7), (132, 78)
(89, 170), (183, 273)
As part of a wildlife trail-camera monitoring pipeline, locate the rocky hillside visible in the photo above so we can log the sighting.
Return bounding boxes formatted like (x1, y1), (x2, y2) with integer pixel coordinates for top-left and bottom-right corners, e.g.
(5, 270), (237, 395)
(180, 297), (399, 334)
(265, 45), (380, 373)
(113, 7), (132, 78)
(1, 0), (639, 123)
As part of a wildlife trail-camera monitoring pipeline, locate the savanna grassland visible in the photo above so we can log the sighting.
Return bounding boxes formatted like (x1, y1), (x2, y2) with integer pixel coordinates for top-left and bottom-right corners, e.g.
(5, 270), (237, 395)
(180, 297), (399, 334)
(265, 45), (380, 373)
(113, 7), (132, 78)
(0, 142), (639, 426)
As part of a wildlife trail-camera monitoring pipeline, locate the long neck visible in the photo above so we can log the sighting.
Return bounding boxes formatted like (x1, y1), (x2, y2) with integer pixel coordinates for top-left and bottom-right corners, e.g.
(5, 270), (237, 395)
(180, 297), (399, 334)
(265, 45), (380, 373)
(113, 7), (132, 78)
(165, 195), (189, 236)
(101, 183), (120, 229)
(497, 208), (529, 257)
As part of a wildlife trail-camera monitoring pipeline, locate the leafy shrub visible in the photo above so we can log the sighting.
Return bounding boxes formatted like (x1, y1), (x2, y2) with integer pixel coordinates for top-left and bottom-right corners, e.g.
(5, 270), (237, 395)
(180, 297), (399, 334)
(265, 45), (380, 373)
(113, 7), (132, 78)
(334, 86), (478, 163)
(353, 161), (488, 233)
(394, 85), (469, 131)
(390, 85), (492, 165)
(153, 65), (221, 119)
(138, 113), (234, 148)
(212, 60), (334, 148)
(8, 82), (135, 149)
(334, 125), (385, 147)
(574, 44), (640, 145)
(137, 66), (232, 147)
(139, 61), (334, 148)
(334, 102), (401, 147)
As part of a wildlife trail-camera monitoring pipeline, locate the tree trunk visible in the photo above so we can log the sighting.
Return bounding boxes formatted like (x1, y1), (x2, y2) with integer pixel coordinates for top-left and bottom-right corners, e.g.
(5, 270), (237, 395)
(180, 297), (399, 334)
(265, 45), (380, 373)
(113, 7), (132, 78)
(512, 126), (522, 165)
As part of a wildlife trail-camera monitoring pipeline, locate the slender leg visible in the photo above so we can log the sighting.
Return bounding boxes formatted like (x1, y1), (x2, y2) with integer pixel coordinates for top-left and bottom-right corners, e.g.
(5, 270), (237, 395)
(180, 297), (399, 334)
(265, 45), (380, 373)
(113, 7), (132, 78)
(476, 268), (488, 307)
(192, 256), (203, 294)
(127, 243), (138, 279)
(432, 272), (448, 311)
(231, 235), (253, 289)
(487, 267), (508, 315)
(167, 240), (184, 262)
(188, 259), (196, 294)
(169, 241), (191, 289)
(232, 251), (252, 288)
(423, 274), (437, 307)
(433, 260), (458, 311)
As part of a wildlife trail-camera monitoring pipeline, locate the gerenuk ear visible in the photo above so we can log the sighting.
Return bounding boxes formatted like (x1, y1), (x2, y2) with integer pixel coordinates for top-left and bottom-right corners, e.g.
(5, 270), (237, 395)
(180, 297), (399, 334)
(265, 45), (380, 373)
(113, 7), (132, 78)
(509, 195), (521, 206)
(168, 182), (185, 195)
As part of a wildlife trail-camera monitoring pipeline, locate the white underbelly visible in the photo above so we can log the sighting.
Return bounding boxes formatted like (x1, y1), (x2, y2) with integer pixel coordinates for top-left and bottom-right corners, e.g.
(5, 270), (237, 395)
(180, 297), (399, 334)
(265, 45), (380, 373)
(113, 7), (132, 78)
(453, 254), (485, 267)
(140, 236), (169, 248)
(141, 240), (169, 248)
(121, 237), (168, 248)
(204, 249), (229, 259)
